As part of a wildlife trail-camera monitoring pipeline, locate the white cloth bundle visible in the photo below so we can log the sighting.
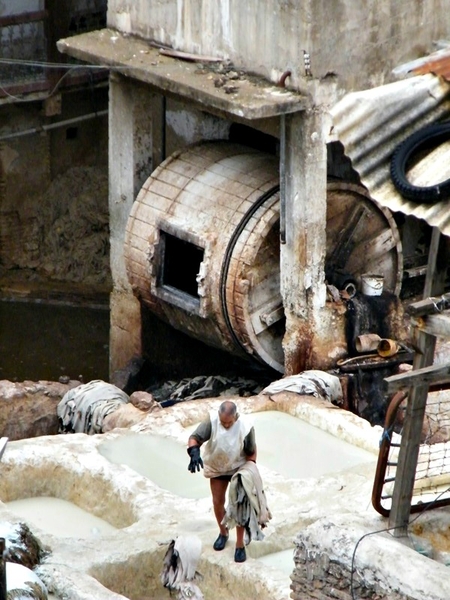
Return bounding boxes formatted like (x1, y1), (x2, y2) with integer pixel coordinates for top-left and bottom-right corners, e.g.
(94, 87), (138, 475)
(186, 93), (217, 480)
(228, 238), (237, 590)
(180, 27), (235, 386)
(160, 535), (204, 599)
(262, 370), (343, 405)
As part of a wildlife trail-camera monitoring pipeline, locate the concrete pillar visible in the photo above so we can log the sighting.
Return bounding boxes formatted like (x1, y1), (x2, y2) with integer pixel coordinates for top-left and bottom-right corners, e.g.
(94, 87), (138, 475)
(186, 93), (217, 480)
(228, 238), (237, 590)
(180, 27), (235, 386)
(108, 75), (163, 376)
(280, 108), (328, 375)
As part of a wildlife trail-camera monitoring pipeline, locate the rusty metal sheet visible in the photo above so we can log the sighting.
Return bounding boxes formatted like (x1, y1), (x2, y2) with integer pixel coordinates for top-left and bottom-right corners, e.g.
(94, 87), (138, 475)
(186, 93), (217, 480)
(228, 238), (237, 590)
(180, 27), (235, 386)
(411, 51), (450, 82)
(329, 73), (450, 237)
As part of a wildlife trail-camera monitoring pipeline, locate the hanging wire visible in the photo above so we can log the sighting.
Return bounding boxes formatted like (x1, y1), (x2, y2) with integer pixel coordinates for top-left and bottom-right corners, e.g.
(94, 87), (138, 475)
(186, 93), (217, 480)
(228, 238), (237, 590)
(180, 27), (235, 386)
(0, 56), (133, 103)
(350, 484), (450, 599)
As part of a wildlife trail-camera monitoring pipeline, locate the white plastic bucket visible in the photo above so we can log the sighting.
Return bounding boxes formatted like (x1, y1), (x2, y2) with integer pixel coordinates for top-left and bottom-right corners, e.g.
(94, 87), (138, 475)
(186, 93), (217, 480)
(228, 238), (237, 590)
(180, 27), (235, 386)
(361, 273), (384, 296)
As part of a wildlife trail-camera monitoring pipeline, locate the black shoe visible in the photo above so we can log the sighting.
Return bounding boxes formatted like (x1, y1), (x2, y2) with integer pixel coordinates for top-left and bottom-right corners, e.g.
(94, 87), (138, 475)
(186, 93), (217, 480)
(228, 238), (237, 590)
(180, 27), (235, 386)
(213, 533), (229, 551)
(234, 547), (246, 563)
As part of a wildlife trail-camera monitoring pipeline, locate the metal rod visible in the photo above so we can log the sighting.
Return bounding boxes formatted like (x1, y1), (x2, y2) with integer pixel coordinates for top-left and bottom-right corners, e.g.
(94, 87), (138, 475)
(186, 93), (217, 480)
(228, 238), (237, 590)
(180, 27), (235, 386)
(279, 114), (286, 244)
(0, 110), (108, 141)
(161, 95), (166, 162)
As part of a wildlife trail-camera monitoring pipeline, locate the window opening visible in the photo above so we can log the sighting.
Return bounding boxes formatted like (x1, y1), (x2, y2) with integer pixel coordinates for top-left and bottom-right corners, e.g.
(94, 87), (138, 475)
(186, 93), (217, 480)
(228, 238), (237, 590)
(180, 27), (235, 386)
(160, 232), (204, 298)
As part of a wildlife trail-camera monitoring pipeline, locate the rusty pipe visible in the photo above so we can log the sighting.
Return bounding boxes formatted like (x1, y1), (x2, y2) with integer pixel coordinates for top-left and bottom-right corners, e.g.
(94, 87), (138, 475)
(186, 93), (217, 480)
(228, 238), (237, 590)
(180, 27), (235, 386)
(355, 333), (381, 353)
(277, 70), (291, 88)
(279, 114), (286, 244)
(377, 339), (399, 358)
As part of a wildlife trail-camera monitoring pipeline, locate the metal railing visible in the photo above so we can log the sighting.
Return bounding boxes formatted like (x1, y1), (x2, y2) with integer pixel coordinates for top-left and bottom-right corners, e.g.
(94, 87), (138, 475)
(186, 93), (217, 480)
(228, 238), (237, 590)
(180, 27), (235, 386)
(372, 389), (450, 516)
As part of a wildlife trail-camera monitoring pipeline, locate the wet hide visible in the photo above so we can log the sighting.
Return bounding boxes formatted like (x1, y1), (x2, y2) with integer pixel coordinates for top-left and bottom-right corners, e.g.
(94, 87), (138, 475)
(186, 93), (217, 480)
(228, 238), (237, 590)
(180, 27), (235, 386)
(57, 380), (129, 434)
(262, 370), (343, 405)
(223, 460), (272, 545)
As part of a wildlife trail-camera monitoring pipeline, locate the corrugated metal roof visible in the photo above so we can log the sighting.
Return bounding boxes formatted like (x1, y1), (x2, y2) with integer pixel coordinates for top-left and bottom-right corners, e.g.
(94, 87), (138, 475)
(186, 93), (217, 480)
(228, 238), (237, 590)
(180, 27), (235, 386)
(329, 73), (450, 236)
(411, 50), (450, 81)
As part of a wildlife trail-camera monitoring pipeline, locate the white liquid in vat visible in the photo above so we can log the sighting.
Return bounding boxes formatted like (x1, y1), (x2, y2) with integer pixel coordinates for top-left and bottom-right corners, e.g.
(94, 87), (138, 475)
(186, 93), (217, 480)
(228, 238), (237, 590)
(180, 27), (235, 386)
(6, 497), (117, 538)
(99, 434), (210, 499)
(250, 411), (375, 478)
(99, 410), (375, 499)
(257, 548), (295, 576)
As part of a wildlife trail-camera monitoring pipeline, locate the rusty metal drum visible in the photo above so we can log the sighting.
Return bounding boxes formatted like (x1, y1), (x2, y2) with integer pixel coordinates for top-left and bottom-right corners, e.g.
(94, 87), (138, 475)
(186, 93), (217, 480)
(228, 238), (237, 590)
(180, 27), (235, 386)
(124, 142), (402, 373)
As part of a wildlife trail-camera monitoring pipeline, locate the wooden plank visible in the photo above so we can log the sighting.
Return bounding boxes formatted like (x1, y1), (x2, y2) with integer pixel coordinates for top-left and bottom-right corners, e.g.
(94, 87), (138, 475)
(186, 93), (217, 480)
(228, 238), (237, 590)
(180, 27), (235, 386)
(411, 313), (450, 338)
(407, 293), (450, 317)
(389, 329), (436, 536)
(384, 361), (450, 392)
(423, 227), (441, 298)
(0, 10), (47, 27)
(388, 228), (446, 535)
(159, 48), (223, 63)
(349, 228), (396, 270)
(326, 204), (367, 271)
(408, 234), (450, 315)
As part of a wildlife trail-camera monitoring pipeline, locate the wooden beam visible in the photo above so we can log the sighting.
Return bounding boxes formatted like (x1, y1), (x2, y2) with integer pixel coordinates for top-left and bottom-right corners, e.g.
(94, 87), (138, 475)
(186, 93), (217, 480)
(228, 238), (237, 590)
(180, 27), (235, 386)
(388, 224), (449, 536)
(407, 293), (450, 317)
(423, 226), (441, 298)
(0, 10), (47, 27)
(411, 313), (450, 338)
(384, 361), (450, 392)
(388, 329), (436, 536)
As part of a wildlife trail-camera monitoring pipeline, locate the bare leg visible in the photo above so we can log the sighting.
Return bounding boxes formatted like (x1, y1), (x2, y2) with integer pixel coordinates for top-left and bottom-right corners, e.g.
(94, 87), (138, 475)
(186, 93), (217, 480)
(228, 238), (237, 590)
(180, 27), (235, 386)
(236, 525), (244, 548)
(210, 478), (229, 535)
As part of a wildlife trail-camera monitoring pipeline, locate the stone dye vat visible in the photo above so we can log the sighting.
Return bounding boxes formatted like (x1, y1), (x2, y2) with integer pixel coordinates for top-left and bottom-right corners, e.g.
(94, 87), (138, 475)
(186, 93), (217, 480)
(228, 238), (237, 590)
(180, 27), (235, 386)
(98, 410), (375, 499)
(257, 548), (295, 576)
(0, 434), (137, 532)
(6, 497), (117, 538)
(2, 393), (443, 599)
(98, 432), (210, 499)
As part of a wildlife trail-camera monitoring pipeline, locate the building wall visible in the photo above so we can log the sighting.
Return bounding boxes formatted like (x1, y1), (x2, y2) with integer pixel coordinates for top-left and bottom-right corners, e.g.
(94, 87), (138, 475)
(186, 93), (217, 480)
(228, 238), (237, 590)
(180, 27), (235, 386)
(106, 0), (450, 96)
(0, 88), (109, 284)
(0, 0), (110, 289)
(103, 0), (447, 376)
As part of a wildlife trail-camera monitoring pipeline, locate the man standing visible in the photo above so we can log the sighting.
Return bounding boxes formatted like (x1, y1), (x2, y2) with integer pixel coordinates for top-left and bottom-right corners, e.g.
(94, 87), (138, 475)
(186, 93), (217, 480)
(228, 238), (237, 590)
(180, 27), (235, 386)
(187, 400), (256, 563)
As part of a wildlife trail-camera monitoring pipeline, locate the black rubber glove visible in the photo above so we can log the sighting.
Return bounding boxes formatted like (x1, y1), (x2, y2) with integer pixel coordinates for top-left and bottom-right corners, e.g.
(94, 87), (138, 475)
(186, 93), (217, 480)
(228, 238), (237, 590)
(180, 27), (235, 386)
(187, 445), (203, 473)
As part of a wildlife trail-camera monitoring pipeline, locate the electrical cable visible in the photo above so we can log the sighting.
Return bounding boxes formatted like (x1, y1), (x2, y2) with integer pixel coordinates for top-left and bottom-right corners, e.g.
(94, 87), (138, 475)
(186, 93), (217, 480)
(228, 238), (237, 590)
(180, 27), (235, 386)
(0, 56), (130, 103)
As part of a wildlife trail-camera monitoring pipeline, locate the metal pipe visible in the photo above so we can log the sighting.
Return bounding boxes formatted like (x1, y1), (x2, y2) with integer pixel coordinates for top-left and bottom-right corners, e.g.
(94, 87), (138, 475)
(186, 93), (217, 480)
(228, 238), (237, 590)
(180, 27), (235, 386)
(161, 95), (166, 162)
(277, 70), (291, 88)
(0, 538), (5, 600)
(0, 110), (108, 141)
(279, 114), (286, 244)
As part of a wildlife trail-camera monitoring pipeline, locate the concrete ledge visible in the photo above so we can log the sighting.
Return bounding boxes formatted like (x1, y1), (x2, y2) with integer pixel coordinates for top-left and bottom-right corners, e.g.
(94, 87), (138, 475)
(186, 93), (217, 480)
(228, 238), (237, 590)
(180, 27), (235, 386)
(57, 29), (309, 120)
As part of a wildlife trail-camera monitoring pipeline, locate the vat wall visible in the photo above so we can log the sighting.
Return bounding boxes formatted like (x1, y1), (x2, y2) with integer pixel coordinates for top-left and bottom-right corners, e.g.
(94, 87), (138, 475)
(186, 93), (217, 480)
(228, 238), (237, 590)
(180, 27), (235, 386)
(292, 542), (411, 600)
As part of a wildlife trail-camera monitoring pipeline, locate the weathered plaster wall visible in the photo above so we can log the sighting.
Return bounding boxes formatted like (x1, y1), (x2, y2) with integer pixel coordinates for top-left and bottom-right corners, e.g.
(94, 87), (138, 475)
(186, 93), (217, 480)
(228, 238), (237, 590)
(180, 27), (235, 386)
(106, 0), (450, 95)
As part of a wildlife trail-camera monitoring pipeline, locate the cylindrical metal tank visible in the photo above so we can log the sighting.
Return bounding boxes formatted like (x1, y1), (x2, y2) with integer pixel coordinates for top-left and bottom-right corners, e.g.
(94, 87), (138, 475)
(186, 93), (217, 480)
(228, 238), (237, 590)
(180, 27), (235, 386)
(124, 142), (402, 373)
